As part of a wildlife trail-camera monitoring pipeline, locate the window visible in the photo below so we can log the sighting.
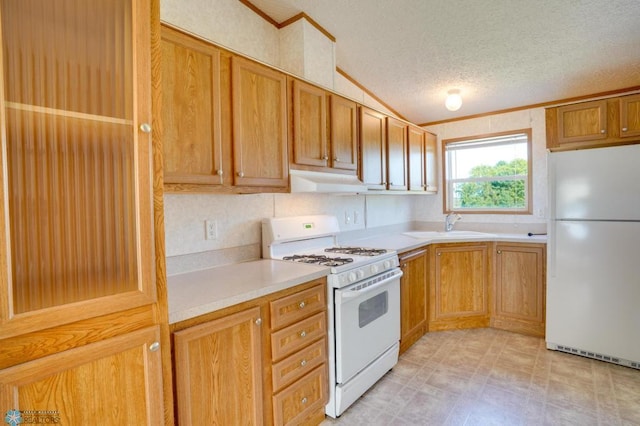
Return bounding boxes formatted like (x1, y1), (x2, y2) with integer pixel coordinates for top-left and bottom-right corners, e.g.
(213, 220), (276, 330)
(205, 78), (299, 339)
(443, 129), (532, 214)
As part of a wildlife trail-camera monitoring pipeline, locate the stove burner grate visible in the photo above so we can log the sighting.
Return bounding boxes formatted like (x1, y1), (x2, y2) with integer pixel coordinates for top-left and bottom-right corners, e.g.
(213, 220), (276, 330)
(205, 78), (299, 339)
(282, 254), (355, 267)
(324, 246), (388, 256)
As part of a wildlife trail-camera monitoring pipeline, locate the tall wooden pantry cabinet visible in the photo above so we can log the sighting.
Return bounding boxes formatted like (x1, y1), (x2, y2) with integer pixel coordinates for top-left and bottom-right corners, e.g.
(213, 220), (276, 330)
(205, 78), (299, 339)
(0, 1), (170, 424)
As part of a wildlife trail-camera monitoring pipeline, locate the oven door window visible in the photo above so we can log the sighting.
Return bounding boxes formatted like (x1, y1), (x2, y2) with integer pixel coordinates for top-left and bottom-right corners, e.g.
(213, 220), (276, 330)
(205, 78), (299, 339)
(359, 291), (388, 328)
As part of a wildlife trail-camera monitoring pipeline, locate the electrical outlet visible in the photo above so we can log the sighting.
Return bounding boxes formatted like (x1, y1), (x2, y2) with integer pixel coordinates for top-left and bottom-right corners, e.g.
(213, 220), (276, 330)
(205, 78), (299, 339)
(205, 220), (217, 240)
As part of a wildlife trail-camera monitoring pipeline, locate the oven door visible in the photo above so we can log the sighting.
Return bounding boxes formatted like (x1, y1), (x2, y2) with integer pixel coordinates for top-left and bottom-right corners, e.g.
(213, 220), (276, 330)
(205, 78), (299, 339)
(334, 268), (402, 384)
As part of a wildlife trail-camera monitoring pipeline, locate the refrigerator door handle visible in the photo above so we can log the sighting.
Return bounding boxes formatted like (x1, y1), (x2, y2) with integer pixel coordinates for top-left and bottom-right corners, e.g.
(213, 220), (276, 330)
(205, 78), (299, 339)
(547, 155), (557, 277)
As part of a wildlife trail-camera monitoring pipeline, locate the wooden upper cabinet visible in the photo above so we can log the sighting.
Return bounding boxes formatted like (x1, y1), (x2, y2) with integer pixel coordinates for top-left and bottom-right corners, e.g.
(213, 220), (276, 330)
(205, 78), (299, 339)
(232, 57), (288, 188)
(0, 0), (156, 338)
(359, 106), (387, 189)
(407, 125), (426, 192)
(386, 117), (408, 191)
(291, 79), (328, 168)
(620, 94), (640, 138)
(425, 131), (438, 192)
(556, 100), (608, 144)
(547, 94), (640, 151)
(329, 95), (358, 172)
(161, 25), (224, 186)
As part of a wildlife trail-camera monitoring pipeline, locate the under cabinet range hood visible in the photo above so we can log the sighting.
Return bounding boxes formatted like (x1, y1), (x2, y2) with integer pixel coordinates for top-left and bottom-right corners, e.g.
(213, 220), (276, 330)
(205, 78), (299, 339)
(289, 169), (369, 193)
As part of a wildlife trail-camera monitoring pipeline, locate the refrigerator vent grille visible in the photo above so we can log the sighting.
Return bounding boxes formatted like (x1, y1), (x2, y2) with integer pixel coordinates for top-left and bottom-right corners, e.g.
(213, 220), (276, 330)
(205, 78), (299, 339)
(555, 345), (640, 370)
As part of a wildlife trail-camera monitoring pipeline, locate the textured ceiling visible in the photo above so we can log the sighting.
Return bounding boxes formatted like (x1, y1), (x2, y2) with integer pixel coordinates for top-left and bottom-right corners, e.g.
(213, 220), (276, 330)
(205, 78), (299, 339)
(249, 0), (640, 124)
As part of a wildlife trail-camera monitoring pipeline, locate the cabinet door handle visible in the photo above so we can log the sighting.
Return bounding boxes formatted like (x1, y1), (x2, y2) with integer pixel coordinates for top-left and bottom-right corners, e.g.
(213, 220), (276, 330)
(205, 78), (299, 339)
(216, 169), (224, 176)
(301, 397), (308, 405)
(334, 157), (340, 162)
(322, 155), (328, 160)
(149, 341), (160, 352)
(600, 129), (606, 134)
(437, 252), (441, 256)
(255, 318), (262, 326)
(139, 123), (152, 133)
(237, 172), (244, 178)
(622, 127), (628, 132)
(497, 250), (502, 254)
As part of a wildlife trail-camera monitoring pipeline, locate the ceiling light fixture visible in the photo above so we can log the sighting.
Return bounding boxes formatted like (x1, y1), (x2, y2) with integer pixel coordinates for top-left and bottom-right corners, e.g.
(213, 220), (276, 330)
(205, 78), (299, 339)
(445, 89), (462, 111)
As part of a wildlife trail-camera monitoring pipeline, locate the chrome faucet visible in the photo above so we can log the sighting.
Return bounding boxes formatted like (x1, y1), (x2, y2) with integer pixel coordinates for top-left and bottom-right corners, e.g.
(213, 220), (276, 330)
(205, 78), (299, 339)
(445, 212), (462, 232)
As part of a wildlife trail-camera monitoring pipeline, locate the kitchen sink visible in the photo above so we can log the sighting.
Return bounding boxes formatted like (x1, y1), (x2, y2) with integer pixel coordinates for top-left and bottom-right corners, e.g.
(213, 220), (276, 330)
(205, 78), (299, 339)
(403, 230), (496, 239)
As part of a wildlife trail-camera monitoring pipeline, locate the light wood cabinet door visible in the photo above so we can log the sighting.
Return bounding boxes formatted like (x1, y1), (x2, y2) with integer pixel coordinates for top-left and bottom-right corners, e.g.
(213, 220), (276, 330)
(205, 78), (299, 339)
(492, 243), (546, 337)
(329, 95), (359, 171)
(407, 125), (427, 192)
(425, 131), (438, 192)
(173, 307), (264, 425)
(556, 100), (608, 144)
(0, 327), (164, 425)
(232, 57), (288, 188)
(359, 106), (387, 189)
(161, 25), (224, 185)
(399, 248), (428, 354)
(0, 0), (157, 338)
(620, 94), (640, 138)
(386, 117), (408, 191)
(291, 79), (328, 168)
(429, 243), (490, 330)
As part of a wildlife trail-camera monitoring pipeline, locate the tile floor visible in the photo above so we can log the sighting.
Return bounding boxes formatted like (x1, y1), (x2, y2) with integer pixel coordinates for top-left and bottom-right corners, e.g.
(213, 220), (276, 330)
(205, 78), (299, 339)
(321, 328), (640, 425)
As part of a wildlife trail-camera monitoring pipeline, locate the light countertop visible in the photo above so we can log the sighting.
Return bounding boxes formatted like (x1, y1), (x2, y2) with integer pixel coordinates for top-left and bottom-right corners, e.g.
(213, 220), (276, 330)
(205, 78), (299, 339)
(167, 260), (329, 324)
(167, 232), (546, 324)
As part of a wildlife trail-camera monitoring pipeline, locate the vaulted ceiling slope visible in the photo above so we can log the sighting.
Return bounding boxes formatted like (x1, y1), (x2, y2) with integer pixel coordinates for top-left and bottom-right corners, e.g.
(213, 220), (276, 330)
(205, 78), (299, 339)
(250, 0), (640, 124)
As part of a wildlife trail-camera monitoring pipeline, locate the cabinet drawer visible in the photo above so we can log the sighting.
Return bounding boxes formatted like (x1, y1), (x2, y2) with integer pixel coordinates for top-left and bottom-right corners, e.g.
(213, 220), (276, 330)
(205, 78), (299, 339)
(270, 282), (326, 330)
(272, 337), (327, 392)
(273, 364), (328, 426)
(271, 312), (326, 361)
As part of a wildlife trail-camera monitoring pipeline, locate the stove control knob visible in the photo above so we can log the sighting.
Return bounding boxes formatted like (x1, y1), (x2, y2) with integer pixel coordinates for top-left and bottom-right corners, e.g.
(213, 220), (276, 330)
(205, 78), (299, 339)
(371, 264), (379, 274)
(384, 260), (392, 270)
(357, 270), (365, 280)
(348, 272), (357, 283)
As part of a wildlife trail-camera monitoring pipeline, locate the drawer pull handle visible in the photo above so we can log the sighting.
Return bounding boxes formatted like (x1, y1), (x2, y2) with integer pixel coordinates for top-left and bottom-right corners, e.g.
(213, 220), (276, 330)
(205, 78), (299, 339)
(301, 397), (308, 405)
(299, 301), (306, 309)
(300, 330), (306, 338)
(300, 359), (307, 367)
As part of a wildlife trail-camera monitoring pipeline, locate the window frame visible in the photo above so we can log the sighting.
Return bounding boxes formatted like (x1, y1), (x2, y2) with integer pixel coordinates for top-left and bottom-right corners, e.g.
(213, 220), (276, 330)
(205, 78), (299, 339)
(442, 128), (533, 214)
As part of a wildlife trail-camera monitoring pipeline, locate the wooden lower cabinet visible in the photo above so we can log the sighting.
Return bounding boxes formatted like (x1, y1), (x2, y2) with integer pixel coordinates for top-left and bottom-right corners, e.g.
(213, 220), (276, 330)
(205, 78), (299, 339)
(173, 307), (264, 425)
(492, 243), (546, 337)
(171, 278), (328, 426)
(0, 327), (164, 425)
(429, 242), (491, 331)
(269, 283), (328, 426)
(399, 248), (428, 354)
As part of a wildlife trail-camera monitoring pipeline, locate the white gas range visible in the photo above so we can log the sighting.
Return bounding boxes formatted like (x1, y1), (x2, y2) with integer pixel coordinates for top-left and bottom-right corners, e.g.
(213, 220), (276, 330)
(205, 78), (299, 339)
(262, 215), (402, 418)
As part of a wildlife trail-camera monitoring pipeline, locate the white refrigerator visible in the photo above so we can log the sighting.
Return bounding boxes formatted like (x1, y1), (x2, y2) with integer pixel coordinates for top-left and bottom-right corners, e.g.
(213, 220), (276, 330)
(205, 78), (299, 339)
(547, 144), (640, 369)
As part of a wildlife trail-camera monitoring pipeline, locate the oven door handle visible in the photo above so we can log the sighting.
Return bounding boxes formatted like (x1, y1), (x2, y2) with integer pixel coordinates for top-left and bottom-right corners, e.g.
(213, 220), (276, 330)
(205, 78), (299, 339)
(338, 270), (403, 300)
